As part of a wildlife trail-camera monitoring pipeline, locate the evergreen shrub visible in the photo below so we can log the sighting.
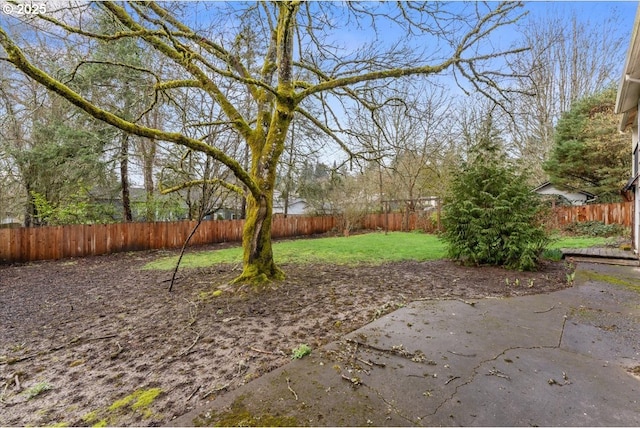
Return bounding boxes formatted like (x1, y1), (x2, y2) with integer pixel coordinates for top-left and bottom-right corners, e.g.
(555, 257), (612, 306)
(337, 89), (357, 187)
(442, 142), (549, 271)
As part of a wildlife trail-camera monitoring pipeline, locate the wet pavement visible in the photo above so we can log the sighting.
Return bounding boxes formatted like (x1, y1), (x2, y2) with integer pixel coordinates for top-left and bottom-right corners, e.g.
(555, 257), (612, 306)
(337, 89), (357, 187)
(172, 262), (640, 427)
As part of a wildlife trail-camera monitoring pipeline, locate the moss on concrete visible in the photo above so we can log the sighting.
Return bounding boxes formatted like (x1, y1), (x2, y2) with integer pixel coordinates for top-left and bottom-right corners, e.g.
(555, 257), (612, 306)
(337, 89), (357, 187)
(192, 395), (300, 427)
(579, 270), (640, 293)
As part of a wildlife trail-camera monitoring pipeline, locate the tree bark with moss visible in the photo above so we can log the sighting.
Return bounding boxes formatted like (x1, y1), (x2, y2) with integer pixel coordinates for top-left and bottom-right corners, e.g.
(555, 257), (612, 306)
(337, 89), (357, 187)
(0, 1), (528, 283)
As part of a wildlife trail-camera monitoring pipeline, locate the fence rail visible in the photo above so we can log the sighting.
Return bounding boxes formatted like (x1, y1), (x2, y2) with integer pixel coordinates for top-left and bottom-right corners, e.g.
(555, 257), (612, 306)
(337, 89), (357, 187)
(0, 202), (633, 264)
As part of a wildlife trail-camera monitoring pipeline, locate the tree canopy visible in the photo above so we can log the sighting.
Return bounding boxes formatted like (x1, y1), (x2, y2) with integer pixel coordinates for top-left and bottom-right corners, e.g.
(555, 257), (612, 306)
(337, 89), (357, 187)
(543, 87), (630, 202)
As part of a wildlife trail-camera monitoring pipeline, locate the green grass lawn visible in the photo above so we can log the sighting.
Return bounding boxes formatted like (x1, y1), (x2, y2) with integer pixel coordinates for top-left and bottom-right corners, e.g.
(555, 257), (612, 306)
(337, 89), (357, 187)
(143, 231), (611, 270)
(144, 232), (446, 270)
(547, 236), (608, 249)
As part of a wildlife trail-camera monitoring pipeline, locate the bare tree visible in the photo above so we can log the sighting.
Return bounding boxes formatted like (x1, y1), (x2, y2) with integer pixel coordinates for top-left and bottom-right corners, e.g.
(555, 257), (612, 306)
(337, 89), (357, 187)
(0, 1), (527, 283)
(508, 6), (626, 181)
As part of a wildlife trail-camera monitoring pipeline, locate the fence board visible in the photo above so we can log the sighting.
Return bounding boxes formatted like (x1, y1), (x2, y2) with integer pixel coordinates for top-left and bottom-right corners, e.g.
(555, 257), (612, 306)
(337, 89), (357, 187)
(28, 227), (37, 262)
(0, 230), (8, 263)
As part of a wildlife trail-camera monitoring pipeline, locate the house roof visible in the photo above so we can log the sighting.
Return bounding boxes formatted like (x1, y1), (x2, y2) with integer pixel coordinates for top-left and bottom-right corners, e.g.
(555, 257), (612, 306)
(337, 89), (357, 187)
(615, 3), (640, 131)
(533, 181), (596, 198)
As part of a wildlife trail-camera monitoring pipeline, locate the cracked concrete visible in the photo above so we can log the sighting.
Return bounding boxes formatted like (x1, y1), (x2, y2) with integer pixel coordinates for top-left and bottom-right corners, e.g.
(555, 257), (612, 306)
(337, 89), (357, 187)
(171, 262), (640, 426)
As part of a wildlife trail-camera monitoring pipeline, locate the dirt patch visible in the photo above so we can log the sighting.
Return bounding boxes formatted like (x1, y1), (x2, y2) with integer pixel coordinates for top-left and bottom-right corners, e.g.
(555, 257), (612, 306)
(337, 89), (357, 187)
(0, 240), (572, 426)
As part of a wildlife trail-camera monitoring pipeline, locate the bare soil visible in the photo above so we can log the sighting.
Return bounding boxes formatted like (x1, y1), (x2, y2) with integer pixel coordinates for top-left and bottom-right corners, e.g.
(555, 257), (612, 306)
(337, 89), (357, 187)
(0, 238), (572, 426)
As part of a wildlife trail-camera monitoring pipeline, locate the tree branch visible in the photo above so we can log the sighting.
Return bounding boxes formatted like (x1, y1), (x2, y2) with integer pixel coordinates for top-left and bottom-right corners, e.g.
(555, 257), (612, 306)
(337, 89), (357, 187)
(144, 2), (264, 102)
(0, 26), (262, 199)
(295, 106), (354, 158)
(296, 59), (454, 102)
(100, 2), (255, 143)
(160, 179), (243, 196)
(155, 80), (203, 91)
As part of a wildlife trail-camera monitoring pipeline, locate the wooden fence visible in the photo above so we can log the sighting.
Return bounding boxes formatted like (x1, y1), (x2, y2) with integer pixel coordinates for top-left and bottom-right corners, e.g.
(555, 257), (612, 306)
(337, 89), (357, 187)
(0, 202), (633, 264)
(551, 201), (633, 228)
(0, 216), (337, 264)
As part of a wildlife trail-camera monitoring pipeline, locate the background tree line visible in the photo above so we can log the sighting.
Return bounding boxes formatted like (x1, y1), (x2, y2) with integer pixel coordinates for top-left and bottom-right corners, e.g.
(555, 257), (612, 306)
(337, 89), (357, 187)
(0, 1), (631, 280)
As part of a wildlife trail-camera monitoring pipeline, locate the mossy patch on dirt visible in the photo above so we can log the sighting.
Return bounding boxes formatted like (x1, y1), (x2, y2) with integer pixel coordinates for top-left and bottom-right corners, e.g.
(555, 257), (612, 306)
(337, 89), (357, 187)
(109, 387), (163, 416)
(569, 306), (601, 321)
(198, 289), (224, 302)
(192, 395), (299, 427)
(81, 410), (100, 424)
(79, 387), (163, 426)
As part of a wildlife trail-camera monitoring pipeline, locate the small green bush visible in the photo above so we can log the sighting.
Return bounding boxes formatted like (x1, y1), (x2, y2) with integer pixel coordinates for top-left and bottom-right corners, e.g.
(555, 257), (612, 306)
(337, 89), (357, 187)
(563, 220), (625, 237)
(542, 248), (564, 261)
(291, 344), (312, 359)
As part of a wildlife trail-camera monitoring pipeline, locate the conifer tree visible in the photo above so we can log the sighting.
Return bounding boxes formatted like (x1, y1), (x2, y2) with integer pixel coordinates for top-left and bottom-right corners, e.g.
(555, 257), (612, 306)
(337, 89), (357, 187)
(543, 87), (629, 202)
(442, 129), (549, 271)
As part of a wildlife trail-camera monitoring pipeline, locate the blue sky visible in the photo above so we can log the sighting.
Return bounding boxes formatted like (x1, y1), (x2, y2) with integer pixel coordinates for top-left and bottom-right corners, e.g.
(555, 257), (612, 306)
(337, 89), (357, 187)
(524, 1), (637, 42)
(525, 0), (636, 19)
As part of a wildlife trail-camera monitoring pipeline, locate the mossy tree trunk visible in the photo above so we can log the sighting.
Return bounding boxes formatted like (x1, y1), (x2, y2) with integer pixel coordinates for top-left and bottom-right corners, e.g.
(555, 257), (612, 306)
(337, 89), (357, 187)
(237, 192), (282, 283)
(234, 2), (298, 283)
(236, 100), (295, 283)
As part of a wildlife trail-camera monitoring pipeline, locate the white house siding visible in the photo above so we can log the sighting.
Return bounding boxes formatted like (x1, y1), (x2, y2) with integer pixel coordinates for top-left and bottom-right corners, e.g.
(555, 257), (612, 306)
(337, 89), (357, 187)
(535, 188), (591, 206)
(273, 198), (309, 216)
(532, 182), (595, 206)
(615, 4), (640, 257)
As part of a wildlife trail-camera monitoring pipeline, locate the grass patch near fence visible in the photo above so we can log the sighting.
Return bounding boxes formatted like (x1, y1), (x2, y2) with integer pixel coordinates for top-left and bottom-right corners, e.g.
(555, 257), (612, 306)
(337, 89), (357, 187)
(547, 236), (608, 249)
(143, 232), (611, 271)
(144, 232), (447, 270)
